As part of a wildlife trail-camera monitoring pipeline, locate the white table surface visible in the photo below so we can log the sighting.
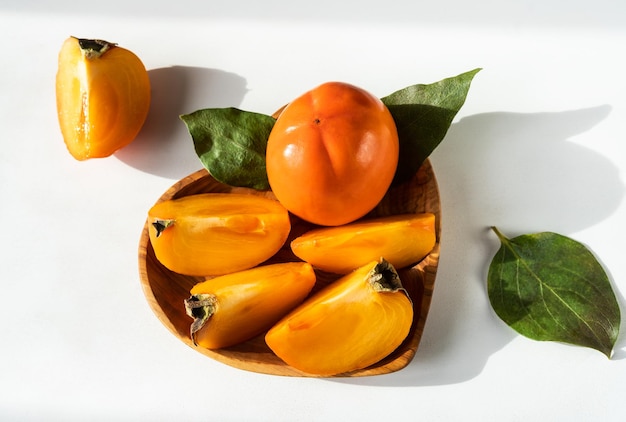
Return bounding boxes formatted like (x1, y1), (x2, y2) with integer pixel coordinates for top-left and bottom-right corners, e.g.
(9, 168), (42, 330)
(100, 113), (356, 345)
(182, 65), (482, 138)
(2, 1), (625, 420)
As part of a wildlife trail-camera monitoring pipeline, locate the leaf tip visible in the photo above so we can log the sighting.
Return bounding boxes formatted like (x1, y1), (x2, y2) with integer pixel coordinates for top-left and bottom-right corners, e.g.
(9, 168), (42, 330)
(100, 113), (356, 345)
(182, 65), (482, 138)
(460, 67), (482, 80)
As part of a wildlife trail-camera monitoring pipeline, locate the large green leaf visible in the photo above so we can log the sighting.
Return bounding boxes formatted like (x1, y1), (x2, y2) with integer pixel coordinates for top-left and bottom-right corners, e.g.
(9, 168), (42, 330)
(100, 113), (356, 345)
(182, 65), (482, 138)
(181, 108), (275, 190)
(488, 227), (621, 357)
(381, 68), (481, 184)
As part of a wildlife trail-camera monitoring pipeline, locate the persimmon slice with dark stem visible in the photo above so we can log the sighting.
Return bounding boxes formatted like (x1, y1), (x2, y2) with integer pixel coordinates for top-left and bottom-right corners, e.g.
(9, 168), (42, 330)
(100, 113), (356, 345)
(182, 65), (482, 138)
(185, 262), (316, 349)
(147, 193), (291, 276)
(265, 258), (413, 376)
(56, 36), (150, 160)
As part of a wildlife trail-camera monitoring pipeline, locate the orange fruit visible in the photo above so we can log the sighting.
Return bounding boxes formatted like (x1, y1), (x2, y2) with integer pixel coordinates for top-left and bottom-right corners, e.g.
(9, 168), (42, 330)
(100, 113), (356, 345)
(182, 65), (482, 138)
(186, 262), (316, 349)
(265, 82), (399, 226)
(55, 37), (151, 160)
(291, 213), (436, 273)
(147, 193), (291, 276)
(265, 259), (413, 376)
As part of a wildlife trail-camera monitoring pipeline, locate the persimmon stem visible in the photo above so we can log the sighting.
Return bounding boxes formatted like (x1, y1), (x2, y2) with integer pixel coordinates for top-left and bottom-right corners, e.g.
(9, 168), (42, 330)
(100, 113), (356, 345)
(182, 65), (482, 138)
(74, 37), (117, 59)
(370, 258), (407, 294)
(152, 219), (174, 238)
(184, 294), (217, 346)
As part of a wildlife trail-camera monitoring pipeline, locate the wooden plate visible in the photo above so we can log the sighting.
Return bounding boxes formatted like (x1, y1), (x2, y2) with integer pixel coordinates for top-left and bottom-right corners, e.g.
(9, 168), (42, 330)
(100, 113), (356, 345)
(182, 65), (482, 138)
(138, 160), (440, 377)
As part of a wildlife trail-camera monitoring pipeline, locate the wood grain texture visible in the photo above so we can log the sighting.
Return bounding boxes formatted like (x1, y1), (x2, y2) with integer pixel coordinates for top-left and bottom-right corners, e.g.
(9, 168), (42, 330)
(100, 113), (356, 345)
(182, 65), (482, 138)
(138, 159), (440, 377)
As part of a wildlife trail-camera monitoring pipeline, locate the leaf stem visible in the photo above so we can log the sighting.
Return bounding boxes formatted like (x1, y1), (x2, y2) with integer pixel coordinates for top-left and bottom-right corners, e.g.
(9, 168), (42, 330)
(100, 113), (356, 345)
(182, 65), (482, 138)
(490, 226), (509, 243)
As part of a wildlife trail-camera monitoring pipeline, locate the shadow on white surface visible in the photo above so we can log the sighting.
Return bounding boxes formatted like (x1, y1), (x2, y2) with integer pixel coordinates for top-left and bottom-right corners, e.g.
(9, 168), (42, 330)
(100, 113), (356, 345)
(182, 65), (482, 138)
(441, 105), (622, 235)
(115, 66), (248, 179)
(330, 105), (625, 387)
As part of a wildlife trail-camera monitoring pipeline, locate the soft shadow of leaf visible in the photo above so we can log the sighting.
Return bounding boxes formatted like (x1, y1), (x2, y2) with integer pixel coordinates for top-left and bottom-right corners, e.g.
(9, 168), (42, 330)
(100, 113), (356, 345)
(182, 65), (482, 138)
(115, 66), (248, 179)
(439, 105), (622, 234)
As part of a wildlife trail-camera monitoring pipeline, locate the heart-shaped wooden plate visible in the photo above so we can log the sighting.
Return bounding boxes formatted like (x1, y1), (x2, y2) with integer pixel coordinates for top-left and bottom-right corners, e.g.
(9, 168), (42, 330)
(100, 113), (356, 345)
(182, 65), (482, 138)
(138, 158), (440, 377)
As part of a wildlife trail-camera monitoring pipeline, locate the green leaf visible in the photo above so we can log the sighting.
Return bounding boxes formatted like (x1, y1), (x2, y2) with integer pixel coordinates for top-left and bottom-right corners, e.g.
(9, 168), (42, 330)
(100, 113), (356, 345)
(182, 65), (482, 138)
(488, 227), (621, 358)
(180, 108), (275, 190)
(381, 68), (481, 184)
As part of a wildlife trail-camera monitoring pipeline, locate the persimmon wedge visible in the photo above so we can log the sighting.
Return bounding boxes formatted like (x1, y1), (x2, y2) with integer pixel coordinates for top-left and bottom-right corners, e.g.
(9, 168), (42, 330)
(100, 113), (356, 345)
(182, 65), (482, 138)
(56, 36), (151, 160)
(186, 262), (316, 349)
(265, 259), (413, 376)
(148, 193), (291, 276)
(291, 213), (436, 273)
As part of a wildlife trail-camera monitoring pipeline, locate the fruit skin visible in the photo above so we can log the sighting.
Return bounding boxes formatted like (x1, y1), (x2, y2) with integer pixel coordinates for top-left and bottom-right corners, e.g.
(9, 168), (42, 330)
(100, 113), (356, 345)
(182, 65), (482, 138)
(148, 193), (291, 276)
(186, 262), (316, 349)
(56, 37), (151, 160)
(265, 259), (413, 376)
(291, 213), (436, 273)
(265, 82), (399, 226)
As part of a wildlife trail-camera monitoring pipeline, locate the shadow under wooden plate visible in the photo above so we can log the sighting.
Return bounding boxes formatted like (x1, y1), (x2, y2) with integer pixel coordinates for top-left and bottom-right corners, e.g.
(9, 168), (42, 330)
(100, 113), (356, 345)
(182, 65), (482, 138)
(138, 159), (441, 377)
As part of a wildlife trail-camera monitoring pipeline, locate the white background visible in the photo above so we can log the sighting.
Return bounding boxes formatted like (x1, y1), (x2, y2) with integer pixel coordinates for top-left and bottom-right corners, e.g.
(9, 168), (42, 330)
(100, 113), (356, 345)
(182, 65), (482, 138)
(1, 1), (625, 420)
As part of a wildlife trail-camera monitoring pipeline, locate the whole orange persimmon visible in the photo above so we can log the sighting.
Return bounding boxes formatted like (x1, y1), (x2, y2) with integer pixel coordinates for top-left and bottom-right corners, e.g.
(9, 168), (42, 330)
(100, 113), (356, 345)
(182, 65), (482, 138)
(56, 37), (151, 160)
(266, 82), (399, 226)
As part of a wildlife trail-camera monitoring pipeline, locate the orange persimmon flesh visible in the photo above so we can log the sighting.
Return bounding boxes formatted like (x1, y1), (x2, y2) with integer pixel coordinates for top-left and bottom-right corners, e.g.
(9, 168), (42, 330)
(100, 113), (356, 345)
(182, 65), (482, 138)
(148, 193), (291, 276)
(265, 259), (413, 376)
(291, 213), (436, 273)
(56, 37), (151, 160)
(186, 262), (316, 349)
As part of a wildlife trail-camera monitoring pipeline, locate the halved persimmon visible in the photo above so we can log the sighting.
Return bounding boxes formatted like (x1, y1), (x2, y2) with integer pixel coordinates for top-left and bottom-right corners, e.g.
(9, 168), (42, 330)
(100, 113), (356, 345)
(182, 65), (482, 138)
(56, 36), (151, 160)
